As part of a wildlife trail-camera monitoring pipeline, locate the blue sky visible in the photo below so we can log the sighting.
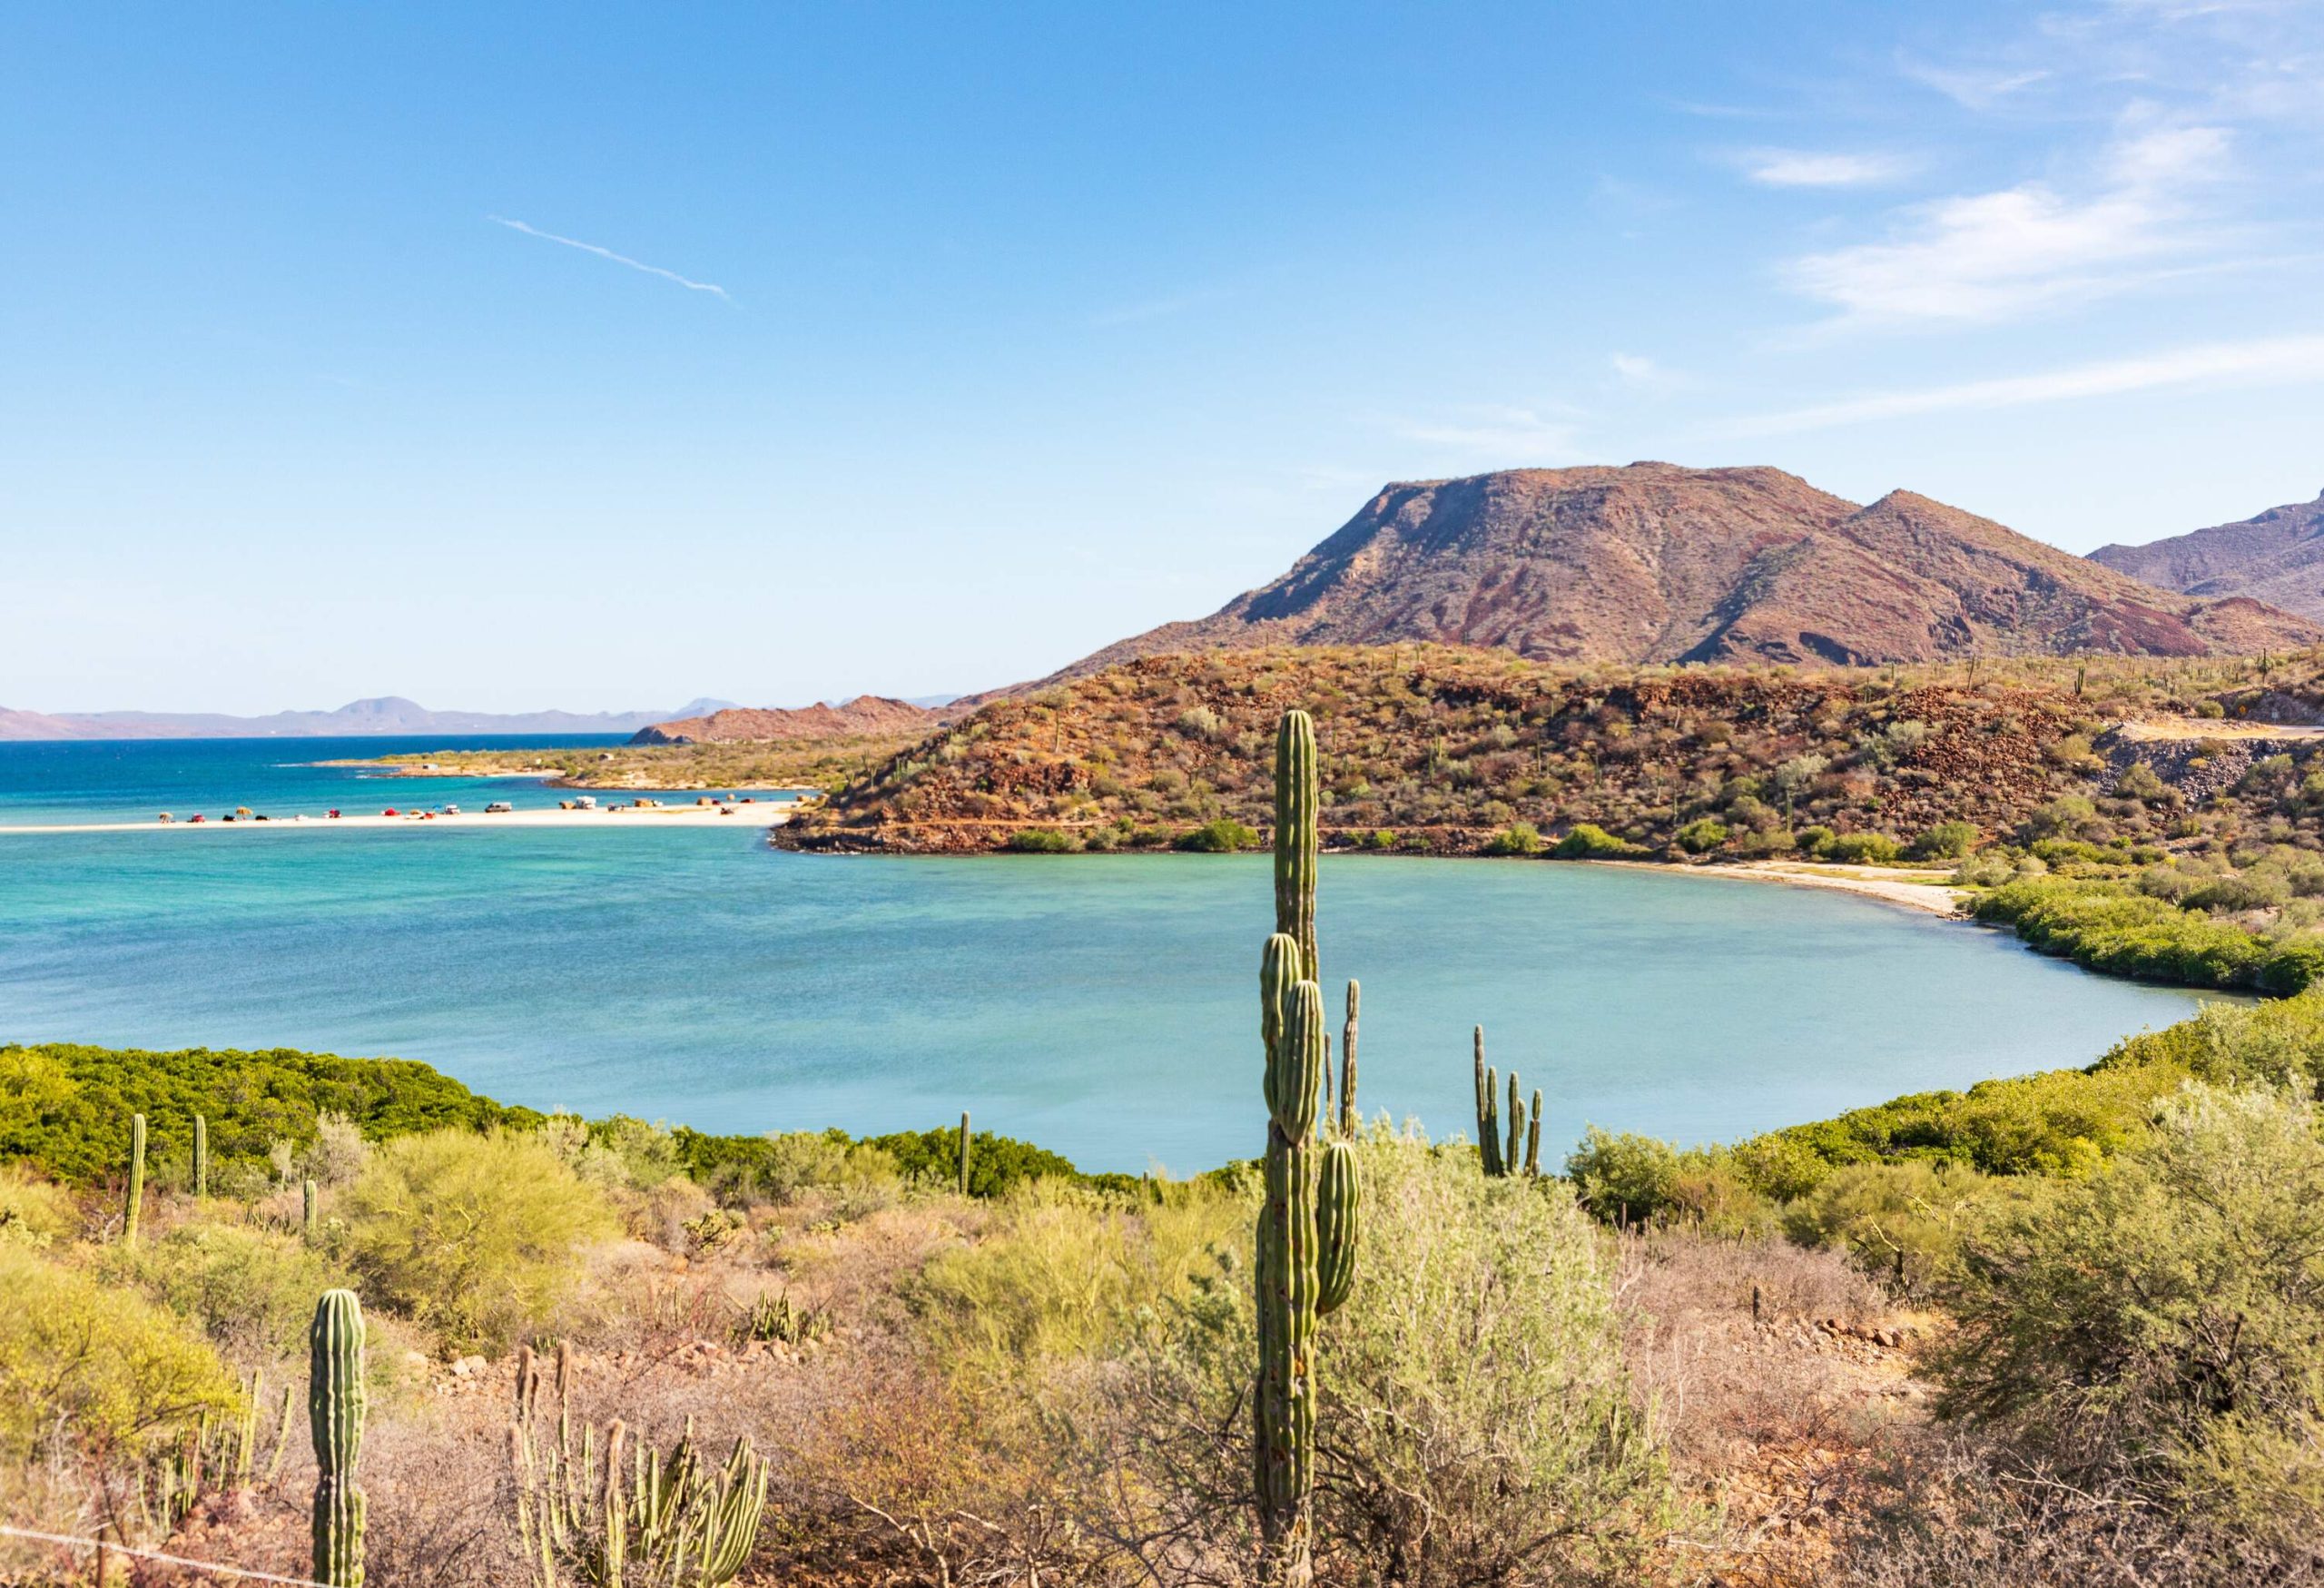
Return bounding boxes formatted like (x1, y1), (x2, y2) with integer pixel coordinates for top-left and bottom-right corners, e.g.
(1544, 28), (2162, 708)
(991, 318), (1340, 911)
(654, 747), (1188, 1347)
(4, 2), (2320, 714)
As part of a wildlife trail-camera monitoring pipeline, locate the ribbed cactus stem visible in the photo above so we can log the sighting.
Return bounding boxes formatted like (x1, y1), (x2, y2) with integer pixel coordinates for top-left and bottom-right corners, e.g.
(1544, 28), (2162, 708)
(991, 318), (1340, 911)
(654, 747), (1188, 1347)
(309, 1289), (367, 1588)
(192, 1114), (208, 1200)
(1274, 710), (1319, 982)
(303, 1178), (318, 1242)
(1339, 981), (1359, 1138)
(1316, 1139), (1361, 1316)
(603, 1420), (626, 1588)
(1505, 1071), (1524, 1177)
(1257, 976), (1323, 1569)
(1526, 1089), (1544, 1177)
(1473, 1029), (1502, 1176)
(124, 1114), (146, 1248)
(958, 1111), (971, 1196)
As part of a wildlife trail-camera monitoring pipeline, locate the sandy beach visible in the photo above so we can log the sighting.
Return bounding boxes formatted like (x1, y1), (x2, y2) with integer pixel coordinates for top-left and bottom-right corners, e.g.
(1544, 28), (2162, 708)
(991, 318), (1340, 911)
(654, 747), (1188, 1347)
(0, 804), (793, 836)
(1616, 858), (1966, 916)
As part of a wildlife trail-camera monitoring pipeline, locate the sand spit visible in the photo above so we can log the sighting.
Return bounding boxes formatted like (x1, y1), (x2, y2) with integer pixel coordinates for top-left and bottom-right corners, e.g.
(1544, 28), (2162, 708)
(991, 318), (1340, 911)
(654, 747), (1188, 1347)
(0, 805), (794, 836)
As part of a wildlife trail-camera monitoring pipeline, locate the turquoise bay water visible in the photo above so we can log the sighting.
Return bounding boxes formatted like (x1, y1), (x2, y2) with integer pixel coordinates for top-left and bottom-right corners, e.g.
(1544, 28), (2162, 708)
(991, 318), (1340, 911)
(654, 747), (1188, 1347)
(0, 764), (2219, 1171)
(0, 735), (797, 827)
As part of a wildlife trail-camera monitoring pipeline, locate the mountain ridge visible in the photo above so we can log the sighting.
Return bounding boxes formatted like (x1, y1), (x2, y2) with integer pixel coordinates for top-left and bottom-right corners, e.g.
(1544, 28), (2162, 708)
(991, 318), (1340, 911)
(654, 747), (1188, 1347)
(2088, 489), (2324, 619)
(0, 695), (740, 742)
(990, 464), (2319, 695)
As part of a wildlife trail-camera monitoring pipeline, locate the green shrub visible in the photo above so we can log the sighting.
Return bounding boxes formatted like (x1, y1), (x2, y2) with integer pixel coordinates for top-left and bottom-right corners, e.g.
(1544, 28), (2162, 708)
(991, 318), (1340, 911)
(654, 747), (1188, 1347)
(1827, 832), (1902, 865)
(0, 1163), (77, 1247)
(340, 1129), (617, 1354)
(869, 1124), (1130, 1198)
(1364, 829), (1397, 851)
(1912, 819), (1981, 860)
(1134, 1129), (1680, 1581)
(0, 1242), (238, 1457)
(1931, 1083), (2324, 1537)
(1005, 827), (1077, 853)
(1566, 1128), (1680, 1223)
(1553, 823), (1645, 860)
(1175, 818), (1258, 853)
(1795, 824), (1837, 858)
(122, 1220), (348, 1363)
(1482, 821), (1546, 856)
(1970, 876), (2315, 992)
(1675, 817), (1729, 854)
(0, 1041), (523, 1184)
(915, 1179), (1243, 1379)
(1781, 1160), (2002, 1287)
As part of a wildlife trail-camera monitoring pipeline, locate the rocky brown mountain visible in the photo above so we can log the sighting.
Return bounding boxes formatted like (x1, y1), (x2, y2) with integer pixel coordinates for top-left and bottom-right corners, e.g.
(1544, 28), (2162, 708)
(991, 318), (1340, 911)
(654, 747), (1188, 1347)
(628, 695), (944, 745)
(2089, 489), (2324, 621)
(1023, 464), (2318, 686)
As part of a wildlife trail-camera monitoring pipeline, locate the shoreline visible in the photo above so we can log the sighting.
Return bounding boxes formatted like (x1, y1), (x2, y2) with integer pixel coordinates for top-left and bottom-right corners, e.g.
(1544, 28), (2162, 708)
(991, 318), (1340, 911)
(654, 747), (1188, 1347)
(1610, 858), (1965, 917)
(0, 805), (795, 835)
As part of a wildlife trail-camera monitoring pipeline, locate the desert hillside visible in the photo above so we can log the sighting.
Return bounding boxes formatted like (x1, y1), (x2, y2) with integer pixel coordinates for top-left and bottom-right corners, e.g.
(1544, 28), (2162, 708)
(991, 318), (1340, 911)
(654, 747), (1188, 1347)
(2091, 488), (2324, 618)
(779, 644), (2324, 858)
(1010, 465), (2319, 687)
(629, 695), (944, 745)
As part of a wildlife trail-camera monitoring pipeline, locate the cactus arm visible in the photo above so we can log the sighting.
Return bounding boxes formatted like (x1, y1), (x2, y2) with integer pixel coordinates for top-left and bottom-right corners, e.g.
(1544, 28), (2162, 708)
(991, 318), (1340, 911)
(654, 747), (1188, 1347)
(309, 1289), (368, 1588)
(192, 1114), (208, 1200)
(1316, 1140), (1361, 1316)
(958, 1110), (971, 1197)
(1525, 1090), (1544, 1177)
(302, 1178), (318, 1243)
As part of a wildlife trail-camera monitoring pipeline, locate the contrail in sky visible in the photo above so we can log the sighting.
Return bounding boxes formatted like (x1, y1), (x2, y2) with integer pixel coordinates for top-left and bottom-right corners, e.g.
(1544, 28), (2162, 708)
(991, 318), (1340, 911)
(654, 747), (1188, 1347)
(487, 215), (731, 301)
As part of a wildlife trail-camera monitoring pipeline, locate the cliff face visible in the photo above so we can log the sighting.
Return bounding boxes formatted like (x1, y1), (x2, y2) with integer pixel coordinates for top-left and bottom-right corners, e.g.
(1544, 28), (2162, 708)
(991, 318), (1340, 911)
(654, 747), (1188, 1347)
(2090, 490), (2324, 620)
(628, 695), (943, 745)
(1024, 465), (2319, 687)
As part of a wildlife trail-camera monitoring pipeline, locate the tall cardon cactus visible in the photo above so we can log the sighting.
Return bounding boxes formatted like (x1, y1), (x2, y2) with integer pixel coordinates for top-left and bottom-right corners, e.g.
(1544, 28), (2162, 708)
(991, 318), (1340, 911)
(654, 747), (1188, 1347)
(123, 1113), (147, 1248)
(192, 1114), (209, 1200)
(1338, 981), (1359, 1139)
(1255, 708), (1360, 1587)
(309, 1289), (368, 1588)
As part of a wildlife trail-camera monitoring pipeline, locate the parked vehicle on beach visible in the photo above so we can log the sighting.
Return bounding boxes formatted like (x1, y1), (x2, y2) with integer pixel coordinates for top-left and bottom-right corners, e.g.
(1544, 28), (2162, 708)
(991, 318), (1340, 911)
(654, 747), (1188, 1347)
(573, 795), (597, 810)
(485, 801), (513, 814)
(441, 804), (461, 815)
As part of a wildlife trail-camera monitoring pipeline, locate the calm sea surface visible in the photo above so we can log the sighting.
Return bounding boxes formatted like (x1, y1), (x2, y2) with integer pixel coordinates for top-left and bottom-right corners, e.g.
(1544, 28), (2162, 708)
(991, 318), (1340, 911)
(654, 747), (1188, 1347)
(0, 740), (2220, 1174)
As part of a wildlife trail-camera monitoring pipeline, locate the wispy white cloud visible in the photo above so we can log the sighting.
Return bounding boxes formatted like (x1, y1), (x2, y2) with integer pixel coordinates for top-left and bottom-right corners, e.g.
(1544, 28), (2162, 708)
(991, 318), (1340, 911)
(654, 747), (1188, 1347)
(1400, 404), (1585, 459)
(1719, 331), (2324, 435)
(487, 216), (731, 301)
(1737, 149), (1919, 188)
(1781, 125), (2233, 328)
(1610, 353), (1698, 394)
(1898, 58), (2052, 109)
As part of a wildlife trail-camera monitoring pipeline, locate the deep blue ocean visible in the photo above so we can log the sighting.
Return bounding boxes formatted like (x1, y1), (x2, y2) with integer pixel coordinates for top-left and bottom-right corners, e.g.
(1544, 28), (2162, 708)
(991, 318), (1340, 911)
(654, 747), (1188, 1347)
(0, 739), (2220, 1173)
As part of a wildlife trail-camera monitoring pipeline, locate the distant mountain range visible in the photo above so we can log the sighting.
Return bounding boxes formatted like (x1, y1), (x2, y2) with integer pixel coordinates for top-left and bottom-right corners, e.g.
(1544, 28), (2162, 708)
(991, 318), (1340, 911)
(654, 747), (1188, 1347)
(995, 463), (2319, 692)
(2089, 488), (2324, 621)
(629, 695), (950, 745)
(0, 696), (739, 742)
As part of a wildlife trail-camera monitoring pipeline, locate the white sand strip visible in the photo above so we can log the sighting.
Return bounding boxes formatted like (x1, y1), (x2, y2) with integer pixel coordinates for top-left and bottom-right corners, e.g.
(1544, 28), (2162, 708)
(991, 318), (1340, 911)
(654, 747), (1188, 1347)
(0, 806), (795, 835)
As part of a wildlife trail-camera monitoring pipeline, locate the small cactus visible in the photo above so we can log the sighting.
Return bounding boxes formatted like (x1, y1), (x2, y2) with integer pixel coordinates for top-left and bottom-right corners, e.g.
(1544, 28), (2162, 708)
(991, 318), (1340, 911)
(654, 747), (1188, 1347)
(1526, 1089), (1544, 1177)
(309, 1289), (368, 1587)
(959, 1110), (971, 1197)
(192, 1114), (208, 1200)
(1338, 981), (1359, 1138)
(123, 1114), (147, 1248)
(303, 1178), (319, 1242)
